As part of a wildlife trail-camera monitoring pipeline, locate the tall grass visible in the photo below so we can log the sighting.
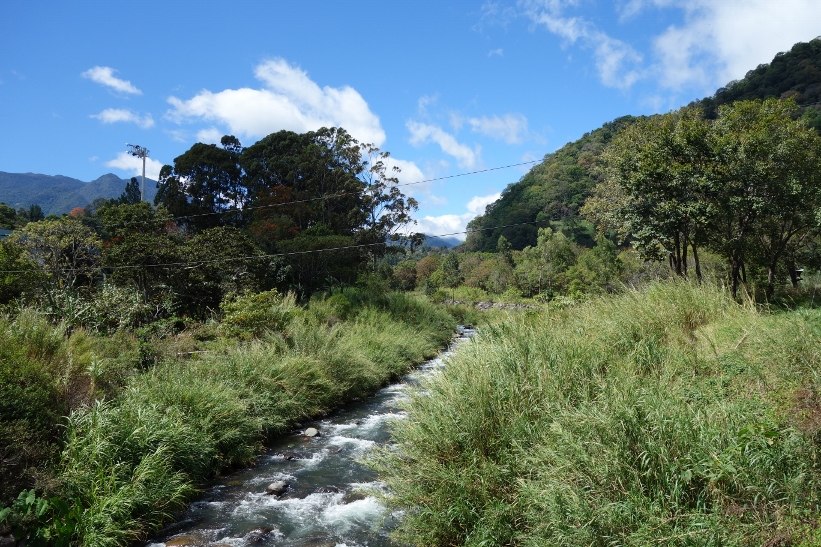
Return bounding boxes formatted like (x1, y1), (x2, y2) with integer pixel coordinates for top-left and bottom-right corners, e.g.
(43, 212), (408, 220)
(371, 281), (821, 546)
(54, 292), (454, 545)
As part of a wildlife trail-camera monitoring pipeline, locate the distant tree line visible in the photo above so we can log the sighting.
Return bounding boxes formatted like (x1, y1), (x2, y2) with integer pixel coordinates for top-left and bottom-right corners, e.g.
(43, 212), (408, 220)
(0, 127), (420, 323)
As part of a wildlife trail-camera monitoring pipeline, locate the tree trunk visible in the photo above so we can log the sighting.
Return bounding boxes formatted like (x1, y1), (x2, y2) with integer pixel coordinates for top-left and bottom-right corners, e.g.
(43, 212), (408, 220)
(788, 259), (799, 287)
(692, 244), (702, 282)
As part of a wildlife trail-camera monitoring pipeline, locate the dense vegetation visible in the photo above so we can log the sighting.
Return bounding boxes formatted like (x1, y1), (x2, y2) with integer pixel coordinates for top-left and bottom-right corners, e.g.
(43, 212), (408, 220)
(0, 126), (461, 545)
(466, 37), (821, 254)
(372, 282), (821, 546)
(3, 35), (821, 547)
(0, 288), (455, 545)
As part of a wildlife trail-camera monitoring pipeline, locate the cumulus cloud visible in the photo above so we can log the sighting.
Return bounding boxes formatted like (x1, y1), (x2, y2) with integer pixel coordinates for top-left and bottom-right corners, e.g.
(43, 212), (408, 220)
(196, 127), (223, 144)
(166, 58), (386, 146)
(648, 0), (821, 90)
(467, 114), (529, 144)
(521, 0), (820, 92)
(81, 66), (141, 94)
(105, 152), (163, 181)
(407, 120), (480, 169)
(90, 108), (154, 129)
(413, 192), (502, 240)
(520, 0), (643, 89)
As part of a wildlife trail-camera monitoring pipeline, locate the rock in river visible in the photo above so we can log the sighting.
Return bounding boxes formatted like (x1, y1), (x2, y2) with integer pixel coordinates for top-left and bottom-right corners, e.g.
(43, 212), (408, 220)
(265, 480), (288, 496)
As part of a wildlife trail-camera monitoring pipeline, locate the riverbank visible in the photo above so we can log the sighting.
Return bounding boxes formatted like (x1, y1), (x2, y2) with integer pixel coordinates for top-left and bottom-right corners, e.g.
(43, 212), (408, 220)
(372, 282), (821, 545)
(1, 290), (456, 546)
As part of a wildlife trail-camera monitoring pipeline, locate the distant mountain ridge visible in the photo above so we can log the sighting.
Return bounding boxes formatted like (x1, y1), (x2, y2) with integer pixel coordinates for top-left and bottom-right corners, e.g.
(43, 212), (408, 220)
(0, 172), (158, 215)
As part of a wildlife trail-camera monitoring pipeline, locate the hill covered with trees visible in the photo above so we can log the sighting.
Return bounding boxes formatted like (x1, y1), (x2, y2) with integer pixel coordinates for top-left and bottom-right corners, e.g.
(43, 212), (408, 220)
(465, 37), (821, 253)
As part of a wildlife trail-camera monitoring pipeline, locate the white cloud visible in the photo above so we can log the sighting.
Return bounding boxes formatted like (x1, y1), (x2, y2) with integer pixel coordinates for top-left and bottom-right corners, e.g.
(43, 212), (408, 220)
(166, 58), (386, 146)
(414, 192), (502, 240)
(81, 66), (141, 94)
(467, 114), (529, 144)
(196, 127), (223, 144)
(407, 120), (480, 169)
(466, 192), (501, 215)
(105, 152), (163, 181)
(488, 48), (505, 57)
(520, 1), (643, 89)
(649, 0), (821, 90)
(90, 108), (154, 129)
(523, 0), (821, 93)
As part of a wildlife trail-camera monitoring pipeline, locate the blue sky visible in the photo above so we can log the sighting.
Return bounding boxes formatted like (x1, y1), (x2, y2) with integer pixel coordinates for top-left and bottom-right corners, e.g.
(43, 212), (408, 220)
(2, 0), (819, 238)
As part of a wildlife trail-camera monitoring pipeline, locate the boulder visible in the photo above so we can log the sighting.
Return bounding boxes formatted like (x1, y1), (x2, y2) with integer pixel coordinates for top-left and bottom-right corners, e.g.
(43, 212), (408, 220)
(265, 480), (288, 496)
(304, 427), (320, 437)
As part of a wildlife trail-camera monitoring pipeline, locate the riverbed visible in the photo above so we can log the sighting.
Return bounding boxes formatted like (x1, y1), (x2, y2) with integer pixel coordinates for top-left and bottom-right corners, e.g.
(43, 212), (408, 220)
(145, 327), (473, 547)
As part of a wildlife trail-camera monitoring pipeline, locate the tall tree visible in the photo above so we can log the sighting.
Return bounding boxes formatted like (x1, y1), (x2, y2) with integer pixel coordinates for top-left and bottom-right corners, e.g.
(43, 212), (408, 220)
(155, 136), (245, 232)
(592, 109), (710, 280)
(119, 177), (142, 205)
(708, 98), (821, 297)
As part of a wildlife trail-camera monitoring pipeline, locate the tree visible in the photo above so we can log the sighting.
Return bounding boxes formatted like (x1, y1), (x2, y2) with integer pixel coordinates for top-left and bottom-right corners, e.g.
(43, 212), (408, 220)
(593, 109), (711, 280)
(515, 227), (578, 297)
(119, 177), (142, 205)
(243, 127), (418, 292)
(497, 235), (514, 267)
(707, 98), (821, 297)
(155, 136), (245, 232)
(28, 204), (44, 222)
(431, 253), (462, 299)
(10, 218), (101, 292)
(357, 144), (421, 270)
(0, 239), (45, 304)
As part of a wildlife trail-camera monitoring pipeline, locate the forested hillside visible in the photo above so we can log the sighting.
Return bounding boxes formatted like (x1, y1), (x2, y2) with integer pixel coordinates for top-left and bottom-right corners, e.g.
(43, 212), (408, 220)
(0, 172), (159, 215)
(463, 116), (637, 252)
(465, 37), (821, 253)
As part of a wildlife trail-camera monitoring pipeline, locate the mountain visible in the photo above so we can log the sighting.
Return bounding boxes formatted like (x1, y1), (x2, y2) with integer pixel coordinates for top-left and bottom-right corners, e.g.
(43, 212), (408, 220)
(422, 235), (461, 249)
(464, 37), (821, 253)
(0, 172), (158, 215)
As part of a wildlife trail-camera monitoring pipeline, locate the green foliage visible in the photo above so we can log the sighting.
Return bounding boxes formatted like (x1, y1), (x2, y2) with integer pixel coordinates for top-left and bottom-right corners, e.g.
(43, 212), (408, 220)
(50, 290), (453, 544)
(696, 37), (821, 126)
(0, 490), (80, 546)
(219, 289), (296, 337)
(464, 116), (637, 252)
(372, 282), (821, 546)
(10, 217), (102, 292)
(0, 310), (95, 503)
(118, 177), (141, 205)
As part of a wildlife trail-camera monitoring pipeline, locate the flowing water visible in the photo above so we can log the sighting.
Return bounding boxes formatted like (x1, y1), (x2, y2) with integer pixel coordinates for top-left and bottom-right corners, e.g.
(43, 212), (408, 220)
(145, 327), (473, 547)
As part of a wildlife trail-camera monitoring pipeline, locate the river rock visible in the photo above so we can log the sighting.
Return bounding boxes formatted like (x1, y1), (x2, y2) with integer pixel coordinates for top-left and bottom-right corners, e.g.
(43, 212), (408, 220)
(304, 427), (320, 437)
(343, 491), (368, 504)
(265, 480), (288, 496)
(325, 444), (341, 453)
(245, 527), (273, 543)
(314, 485), (342, 494)
(275, 451), (303, 460)
(165, 534), (205, 546)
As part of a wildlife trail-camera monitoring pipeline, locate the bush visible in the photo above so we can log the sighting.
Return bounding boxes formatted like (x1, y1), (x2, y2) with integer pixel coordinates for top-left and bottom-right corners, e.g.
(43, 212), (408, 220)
(220, 289), (296, 337)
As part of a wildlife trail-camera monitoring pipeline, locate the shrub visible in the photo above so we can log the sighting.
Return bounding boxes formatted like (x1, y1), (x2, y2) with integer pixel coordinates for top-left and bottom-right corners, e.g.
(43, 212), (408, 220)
(220, 289), (296, 337)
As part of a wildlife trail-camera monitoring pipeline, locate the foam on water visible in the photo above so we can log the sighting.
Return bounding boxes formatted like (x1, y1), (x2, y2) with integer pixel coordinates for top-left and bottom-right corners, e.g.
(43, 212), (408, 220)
(144, 330), (475, 547)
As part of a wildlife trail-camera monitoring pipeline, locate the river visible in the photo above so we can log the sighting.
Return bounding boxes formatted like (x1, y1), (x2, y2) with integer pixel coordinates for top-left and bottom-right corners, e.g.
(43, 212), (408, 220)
(144, 326), (473, 547)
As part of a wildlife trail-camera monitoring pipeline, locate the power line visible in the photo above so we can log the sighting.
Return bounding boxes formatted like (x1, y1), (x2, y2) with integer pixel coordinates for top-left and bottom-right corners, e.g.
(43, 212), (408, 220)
(0, 218), (551, 274)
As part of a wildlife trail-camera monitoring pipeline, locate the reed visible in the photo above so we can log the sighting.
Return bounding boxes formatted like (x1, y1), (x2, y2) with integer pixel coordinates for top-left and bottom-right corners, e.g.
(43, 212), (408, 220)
(371, 281), (821, 546)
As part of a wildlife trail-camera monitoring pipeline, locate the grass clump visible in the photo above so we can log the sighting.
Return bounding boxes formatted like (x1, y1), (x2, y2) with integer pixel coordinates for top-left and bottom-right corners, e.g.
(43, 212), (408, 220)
(44, 291), (454, 545)
(371, 281), (821, 546)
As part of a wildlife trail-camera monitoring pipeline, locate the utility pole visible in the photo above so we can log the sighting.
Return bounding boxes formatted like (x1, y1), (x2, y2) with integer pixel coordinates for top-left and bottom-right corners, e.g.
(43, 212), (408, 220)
(126, 143), (150, 201)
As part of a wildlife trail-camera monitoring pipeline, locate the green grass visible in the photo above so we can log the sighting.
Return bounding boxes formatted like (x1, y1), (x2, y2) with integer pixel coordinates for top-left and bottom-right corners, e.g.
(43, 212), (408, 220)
(370, 281), (821, 546)
(49, 292), (454, 545)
